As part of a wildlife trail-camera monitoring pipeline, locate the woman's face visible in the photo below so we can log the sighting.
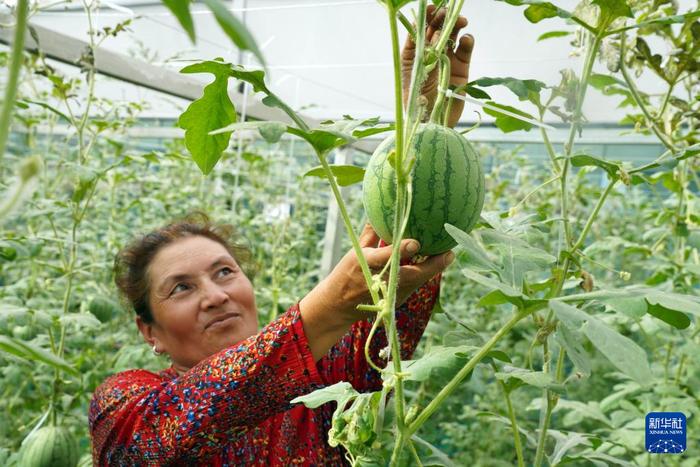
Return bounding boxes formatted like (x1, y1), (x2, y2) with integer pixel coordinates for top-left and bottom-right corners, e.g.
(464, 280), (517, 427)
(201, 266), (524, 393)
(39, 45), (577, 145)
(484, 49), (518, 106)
(138, 235), (258, 372)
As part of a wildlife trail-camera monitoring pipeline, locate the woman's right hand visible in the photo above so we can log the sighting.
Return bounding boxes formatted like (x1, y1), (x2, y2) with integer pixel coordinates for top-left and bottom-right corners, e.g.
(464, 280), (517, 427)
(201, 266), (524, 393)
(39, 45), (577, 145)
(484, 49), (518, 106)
(299, 224), (453, 361)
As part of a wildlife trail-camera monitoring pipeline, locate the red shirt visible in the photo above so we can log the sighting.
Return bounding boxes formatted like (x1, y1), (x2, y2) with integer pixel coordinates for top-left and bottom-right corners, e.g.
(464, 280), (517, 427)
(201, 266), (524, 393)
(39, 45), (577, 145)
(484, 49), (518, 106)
(89, 274), (440, 466)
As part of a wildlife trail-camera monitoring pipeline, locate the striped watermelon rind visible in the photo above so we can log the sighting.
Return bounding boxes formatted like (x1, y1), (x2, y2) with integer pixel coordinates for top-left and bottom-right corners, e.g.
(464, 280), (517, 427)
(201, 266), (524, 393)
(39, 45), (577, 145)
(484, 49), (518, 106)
(362, 123), (485, 255)
(20, 425), (79, 467)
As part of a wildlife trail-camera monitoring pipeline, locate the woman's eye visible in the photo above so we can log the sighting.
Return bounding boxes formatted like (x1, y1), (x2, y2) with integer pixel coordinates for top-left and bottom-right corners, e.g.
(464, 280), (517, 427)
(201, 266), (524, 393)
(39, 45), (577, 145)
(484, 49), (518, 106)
(217, 267), (235, 278)
(171, 283), (189, 295)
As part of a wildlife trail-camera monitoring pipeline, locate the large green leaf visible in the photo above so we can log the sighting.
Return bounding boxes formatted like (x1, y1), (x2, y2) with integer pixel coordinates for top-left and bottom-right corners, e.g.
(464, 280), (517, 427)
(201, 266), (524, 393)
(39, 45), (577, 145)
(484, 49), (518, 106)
(606, 296), (647, 319)
(218, 64), (306, 128)
(0, 336), (78, 375)
(444, 224), (498, 272)
(291, 381), (358, 408)
(479, 229), (555, 288)
(304, 164), (365, 187)
(202, 0), (265, 66)
(550, 301), (652, 385)
(554, 325), (592, 378)
(161, 0), (195, 42)
(178, 60), (237, 175)
(462, 268), (526, 305)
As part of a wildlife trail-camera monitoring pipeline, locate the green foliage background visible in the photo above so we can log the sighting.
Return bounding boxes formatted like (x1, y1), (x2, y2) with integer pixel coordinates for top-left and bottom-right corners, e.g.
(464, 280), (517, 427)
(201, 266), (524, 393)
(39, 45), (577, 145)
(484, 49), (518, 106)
(0, 0), (699, 465)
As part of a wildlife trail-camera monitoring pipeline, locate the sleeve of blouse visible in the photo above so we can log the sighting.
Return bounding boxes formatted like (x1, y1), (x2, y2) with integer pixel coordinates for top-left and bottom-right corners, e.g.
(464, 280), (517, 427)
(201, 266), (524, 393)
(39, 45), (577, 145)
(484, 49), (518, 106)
(315, 271), (441, 393)
(88, 305), (325, 465)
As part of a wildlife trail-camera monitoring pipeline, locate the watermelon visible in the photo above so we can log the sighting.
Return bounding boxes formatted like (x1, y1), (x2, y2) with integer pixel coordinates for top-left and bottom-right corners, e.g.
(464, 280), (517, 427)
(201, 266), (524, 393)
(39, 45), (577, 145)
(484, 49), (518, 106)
(362, 123), (485, 255)
(20, 425), (79, 467)
(88, 296), (121, 323)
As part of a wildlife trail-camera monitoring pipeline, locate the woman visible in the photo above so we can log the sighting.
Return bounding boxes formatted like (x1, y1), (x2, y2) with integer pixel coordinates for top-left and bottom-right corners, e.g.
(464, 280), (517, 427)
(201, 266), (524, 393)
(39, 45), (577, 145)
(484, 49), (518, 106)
(89, 6), (474, 466)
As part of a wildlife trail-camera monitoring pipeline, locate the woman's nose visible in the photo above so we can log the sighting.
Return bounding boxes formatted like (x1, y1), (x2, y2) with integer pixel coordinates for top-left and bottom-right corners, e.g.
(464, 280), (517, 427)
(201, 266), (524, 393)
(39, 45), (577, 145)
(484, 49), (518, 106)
(200, 280), (228, 309)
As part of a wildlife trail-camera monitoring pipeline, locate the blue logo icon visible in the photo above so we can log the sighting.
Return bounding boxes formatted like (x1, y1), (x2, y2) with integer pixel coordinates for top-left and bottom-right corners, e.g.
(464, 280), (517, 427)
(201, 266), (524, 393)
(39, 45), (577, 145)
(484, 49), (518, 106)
(646, 412), (686, 454)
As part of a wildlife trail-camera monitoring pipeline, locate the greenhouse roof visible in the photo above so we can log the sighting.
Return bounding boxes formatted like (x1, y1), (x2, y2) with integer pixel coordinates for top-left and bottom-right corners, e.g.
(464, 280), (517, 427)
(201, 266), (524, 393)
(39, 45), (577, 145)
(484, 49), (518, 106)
(4, 0), (693, 129)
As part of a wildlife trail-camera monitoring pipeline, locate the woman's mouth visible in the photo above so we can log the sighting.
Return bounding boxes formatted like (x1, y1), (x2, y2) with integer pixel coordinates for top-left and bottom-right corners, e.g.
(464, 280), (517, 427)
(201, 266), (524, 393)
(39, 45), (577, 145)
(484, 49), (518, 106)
(205, 313), (241, 330)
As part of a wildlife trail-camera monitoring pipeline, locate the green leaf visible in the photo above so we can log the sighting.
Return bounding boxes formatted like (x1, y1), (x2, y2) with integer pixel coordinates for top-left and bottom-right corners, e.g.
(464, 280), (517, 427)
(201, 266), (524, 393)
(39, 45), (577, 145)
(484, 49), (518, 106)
(591, 0), (633, 23)
(321, 115), (381, 135)
(384, 346), (508, 383)
(646, 302), (691, 329)
(202, 0), (265, 66)
(550, 301), (652, 385)
(210, 121), (288, 144)
(212, 63), (304, 128)
(461, 269), (524, 301)
(304, 164), (365, 187)
(537, 30), (572, 41)
(0, 336), (78, 375)
(226, 65), (270, 94)
(482, 101), (535, 133)
(18, 99), (72, 123)
(291, 381), (358, 408)
(71, 169), (98, 204)
(353, 124), (394, 139)
(588, 73), (623, 89)
(569, 153), (621, 180)
(470, 77), (546, 101)
(389, 346), (472, 382)
(497, 0), (573, 23)
(554, 325), (591, 378)
(549, 432), (592, 466)
(495, 365), (565, 392)
(464, 85), (492, 99)
(444, 224), (498, 272)
(178, 60), (236, 175)
(287, 127), (355, 154)
(161, 0), (195, 42)
(550, 300), (587, 330)
(606, 296), (646, 319)
(585, 317), (652, 385)
(644, 292), (700, 329)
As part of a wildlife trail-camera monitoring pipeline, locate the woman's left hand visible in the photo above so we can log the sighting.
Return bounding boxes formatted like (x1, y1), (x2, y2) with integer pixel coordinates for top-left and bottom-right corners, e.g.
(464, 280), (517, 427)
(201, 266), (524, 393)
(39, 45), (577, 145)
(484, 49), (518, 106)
(299, 224), (453, 360)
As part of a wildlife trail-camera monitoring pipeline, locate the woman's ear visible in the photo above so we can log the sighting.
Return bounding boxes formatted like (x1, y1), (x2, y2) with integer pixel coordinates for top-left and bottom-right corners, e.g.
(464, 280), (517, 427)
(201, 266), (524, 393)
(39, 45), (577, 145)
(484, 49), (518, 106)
(136, 316), (160, 351)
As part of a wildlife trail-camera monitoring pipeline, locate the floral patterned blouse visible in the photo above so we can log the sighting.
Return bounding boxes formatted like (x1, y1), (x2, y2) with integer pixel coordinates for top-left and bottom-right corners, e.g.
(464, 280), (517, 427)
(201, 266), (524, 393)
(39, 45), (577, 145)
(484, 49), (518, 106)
(89, 274), (441, 466)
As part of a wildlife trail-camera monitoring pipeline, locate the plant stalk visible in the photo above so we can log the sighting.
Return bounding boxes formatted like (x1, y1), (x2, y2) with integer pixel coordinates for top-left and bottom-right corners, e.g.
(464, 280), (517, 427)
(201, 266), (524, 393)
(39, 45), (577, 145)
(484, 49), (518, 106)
(386, 5), (411, 463)
(618, 33), (675, 152)
(0, 0), (30, 160)
(492, 363), (526, 467)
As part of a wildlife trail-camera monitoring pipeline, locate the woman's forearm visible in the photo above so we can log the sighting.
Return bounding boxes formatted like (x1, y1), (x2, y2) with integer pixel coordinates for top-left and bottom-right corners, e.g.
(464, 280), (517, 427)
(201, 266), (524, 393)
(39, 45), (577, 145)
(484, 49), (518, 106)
(298, 279), (362, 361)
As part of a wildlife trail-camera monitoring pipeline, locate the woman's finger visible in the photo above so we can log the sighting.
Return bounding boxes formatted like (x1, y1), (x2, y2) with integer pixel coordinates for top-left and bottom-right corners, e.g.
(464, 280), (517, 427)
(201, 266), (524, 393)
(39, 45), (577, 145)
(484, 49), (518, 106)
(453, 34), (475, 64)
(403, 4), (440, 52)
(359, 223), (380, 248)
(365, 239), (420, 270)
(399, 250), (455, 286)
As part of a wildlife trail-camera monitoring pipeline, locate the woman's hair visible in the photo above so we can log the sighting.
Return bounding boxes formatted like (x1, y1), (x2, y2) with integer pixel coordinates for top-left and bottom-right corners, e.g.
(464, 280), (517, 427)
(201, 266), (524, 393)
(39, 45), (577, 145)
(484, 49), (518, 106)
(114, 212), (257, 324)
